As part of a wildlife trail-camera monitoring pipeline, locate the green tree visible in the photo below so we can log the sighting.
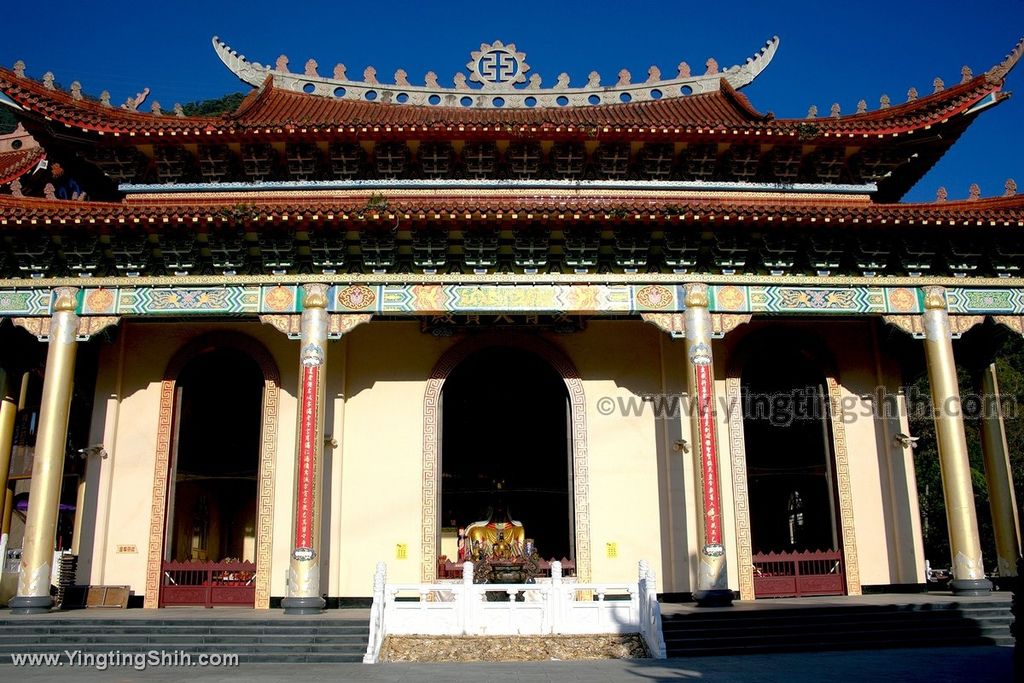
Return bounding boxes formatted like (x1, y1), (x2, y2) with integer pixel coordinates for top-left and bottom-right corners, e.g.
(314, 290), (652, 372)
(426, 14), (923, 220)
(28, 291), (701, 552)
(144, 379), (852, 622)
(180, 92), (247, 117)
(0, 107), (17, 134)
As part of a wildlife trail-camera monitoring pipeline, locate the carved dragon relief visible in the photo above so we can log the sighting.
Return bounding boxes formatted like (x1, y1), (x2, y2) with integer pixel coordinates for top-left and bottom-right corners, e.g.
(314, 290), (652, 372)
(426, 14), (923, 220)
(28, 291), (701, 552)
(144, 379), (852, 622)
(212, 35), (779, 110)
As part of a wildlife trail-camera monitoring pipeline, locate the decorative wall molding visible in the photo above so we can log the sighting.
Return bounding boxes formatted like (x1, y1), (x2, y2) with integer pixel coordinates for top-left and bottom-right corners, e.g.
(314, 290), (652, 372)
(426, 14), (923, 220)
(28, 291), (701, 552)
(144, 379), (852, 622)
(420, 334), (591, 583)
(725, 376), (754, 600)
(143, 332), (281, 609)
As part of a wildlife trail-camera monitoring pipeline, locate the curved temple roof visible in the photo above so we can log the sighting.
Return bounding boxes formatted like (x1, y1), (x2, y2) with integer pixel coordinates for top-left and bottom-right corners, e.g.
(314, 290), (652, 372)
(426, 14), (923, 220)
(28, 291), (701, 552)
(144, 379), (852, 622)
(0, 36), (1018, 141)
(0, 188), (1021, 228)
(213, 36), (780, 109)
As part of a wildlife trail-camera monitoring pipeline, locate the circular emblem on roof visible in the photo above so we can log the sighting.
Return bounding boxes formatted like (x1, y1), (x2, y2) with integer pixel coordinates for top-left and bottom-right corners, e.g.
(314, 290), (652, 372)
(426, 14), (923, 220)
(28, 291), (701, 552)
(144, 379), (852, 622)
(468, 41), (529, 88)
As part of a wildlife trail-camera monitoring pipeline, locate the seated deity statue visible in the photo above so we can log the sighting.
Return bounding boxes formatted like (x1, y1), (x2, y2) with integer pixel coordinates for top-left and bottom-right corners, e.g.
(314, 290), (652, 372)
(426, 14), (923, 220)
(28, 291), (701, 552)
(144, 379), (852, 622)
(464, 507), (526, 558)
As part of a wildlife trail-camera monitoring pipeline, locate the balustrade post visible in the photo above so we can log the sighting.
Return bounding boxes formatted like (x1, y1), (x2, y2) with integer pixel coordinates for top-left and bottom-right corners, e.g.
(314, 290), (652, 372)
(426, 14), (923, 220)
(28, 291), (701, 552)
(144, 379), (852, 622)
(462, 561), (474, 635)
(551, 560), (562, 633)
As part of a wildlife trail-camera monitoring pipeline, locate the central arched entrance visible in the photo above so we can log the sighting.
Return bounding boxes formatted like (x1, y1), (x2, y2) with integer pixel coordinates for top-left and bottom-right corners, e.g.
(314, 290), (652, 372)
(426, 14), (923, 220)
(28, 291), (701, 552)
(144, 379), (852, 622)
(145, 332), (281, 609)
(441, 347), (573, 562)
(739, 332), (846, 598)
(165, 348), (263, 565)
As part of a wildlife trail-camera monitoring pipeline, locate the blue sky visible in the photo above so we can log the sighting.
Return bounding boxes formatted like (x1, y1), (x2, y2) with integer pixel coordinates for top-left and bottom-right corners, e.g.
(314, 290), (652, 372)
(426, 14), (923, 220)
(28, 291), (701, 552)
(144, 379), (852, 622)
(3, 0), (1021, 202)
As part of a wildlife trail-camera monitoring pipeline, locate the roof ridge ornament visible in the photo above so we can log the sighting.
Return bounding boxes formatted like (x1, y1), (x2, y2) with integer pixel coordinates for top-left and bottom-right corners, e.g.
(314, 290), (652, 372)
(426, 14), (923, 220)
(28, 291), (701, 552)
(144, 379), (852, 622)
(987, 35), (1024, 83)
(211, 34), (780, 109)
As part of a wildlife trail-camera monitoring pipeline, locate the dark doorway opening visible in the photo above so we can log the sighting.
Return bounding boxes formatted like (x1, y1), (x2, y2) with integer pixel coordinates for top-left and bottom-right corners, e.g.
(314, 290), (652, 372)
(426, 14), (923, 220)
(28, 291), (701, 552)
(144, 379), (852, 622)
(742, 342), (838, 553)
(166, 348), (263, 564)
(441, 347), (573, 561)
(741, 334), (846, 597)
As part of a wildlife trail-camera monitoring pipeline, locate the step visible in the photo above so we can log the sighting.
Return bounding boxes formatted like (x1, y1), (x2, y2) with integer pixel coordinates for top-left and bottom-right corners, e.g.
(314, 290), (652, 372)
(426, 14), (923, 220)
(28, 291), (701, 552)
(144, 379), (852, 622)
(665, 638), (1013, 657)
(662, 615), (1014, 637)
(659, 610), (1011, 626)
(664, 624), (1013, 647)
(0, 624), (368, 635)
(0, 643), (368, 657)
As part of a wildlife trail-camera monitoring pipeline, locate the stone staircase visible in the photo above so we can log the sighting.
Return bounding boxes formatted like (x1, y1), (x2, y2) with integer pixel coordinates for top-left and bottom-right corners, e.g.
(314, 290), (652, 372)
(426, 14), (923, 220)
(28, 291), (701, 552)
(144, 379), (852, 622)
(662, 596), (1013, 657)
(0, 616), (370, 664)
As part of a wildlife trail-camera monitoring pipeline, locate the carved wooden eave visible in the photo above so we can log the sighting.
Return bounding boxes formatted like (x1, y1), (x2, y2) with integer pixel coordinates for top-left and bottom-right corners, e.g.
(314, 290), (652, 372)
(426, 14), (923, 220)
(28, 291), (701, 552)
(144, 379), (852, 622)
(882, 313), (985, 339)
(213, 35), (779, 109)
(259, 313), (372, 340)
(12, 315), (119, 341)
(993, 315), (1024, 336)
(641, 312), (752, 339)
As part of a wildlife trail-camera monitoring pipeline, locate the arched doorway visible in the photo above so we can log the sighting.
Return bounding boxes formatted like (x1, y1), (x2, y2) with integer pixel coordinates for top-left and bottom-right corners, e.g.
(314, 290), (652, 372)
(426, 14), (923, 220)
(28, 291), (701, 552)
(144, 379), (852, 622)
(144, 333), (281, 609)
(421, 335), (592, 582)
(440, 347), (573, 562)
(165, 349), (262, 564)
(739, 333), (847, 597)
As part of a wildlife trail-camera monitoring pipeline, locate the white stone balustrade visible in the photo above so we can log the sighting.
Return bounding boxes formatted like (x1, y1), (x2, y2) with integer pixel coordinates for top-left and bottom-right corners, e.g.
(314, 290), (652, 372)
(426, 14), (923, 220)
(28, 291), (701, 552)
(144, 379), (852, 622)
(363, 560), (665, 663)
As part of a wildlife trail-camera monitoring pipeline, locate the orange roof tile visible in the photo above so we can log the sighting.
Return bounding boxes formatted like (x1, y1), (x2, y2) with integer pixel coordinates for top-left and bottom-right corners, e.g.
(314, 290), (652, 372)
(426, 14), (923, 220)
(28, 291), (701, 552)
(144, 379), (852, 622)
(0, 64), (1007, 141)
(0, 146), (44, 184)
(1, 191), (1020, 227)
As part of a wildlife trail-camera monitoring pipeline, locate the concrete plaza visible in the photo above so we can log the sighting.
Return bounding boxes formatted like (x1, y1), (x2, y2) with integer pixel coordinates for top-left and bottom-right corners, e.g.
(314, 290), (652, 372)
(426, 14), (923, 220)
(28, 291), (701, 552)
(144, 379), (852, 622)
(0, 645), (1013, 682)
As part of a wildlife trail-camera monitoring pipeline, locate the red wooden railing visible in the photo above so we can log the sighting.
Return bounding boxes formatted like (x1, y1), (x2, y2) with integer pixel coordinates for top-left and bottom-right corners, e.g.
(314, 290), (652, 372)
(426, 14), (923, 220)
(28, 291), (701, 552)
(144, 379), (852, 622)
(752, 550), (844, 598)
(436, 556), (576, 579)
(159, 560), (256, 608)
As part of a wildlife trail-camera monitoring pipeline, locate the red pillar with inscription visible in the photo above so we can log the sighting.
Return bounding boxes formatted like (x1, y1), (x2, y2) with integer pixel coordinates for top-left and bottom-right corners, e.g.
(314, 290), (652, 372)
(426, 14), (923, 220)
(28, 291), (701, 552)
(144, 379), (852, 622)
(282, 283), (329, 614)
(684, 283), (733, 606)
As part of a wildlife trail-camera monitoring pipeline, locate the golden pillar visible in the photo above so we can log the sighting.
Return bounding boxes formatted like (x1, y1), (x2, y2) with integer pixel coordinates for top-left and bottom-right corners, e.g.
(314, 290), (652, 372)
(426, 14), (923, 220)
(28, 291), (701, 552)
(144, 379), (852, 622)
(0, 369), (18, 567)
(282, 283), (329, 615)
(978, 362), (1021, 578)
(0, 369), (18, 537)
(1, 483), (12, 541)
(684, 283), (732, 606)
(921, 286), (991, 595)
(10, 287), (79, 613)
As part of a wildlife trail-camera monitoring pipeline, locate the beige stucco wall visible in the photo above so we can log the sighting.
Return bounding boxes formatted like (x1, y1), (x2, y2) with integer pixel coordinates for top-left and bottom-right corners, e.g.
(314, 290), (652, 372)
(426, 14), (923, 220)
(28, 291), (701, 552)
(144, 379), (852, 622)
(335, 319), (670, 596)
(77, 315), (924, 603)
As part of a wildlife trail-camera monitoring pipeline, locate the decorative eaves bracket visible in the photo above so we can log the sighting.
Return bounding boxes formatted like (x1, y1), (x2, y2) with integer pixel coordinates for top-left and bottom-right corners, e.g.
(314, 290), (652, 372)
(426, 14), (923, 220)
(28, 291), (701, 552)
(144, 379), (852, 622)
(641, 312), (752, 339)
(12, 315), (120, 342)
(259, 313), (372, 340)
(882, 314), (985, 339)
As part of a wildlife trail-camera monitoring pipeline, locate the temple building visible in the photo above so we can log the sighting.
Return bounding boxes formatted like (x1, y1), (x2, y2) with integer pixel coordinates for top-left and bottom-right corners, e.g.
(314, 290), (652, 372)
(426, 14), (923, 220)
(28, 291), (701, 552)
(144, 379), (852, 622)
(0, 33), (1021, 613)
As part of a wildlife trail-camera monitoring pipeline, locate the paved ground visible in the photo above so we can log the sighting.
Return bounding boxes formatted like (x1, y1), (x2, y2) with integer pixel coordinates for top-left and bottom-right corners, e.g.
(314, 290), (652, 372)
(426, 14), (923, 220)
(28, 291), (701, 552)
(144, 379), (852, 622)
(0, 606), (371, 621)
(0, 646), (1013, 682)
